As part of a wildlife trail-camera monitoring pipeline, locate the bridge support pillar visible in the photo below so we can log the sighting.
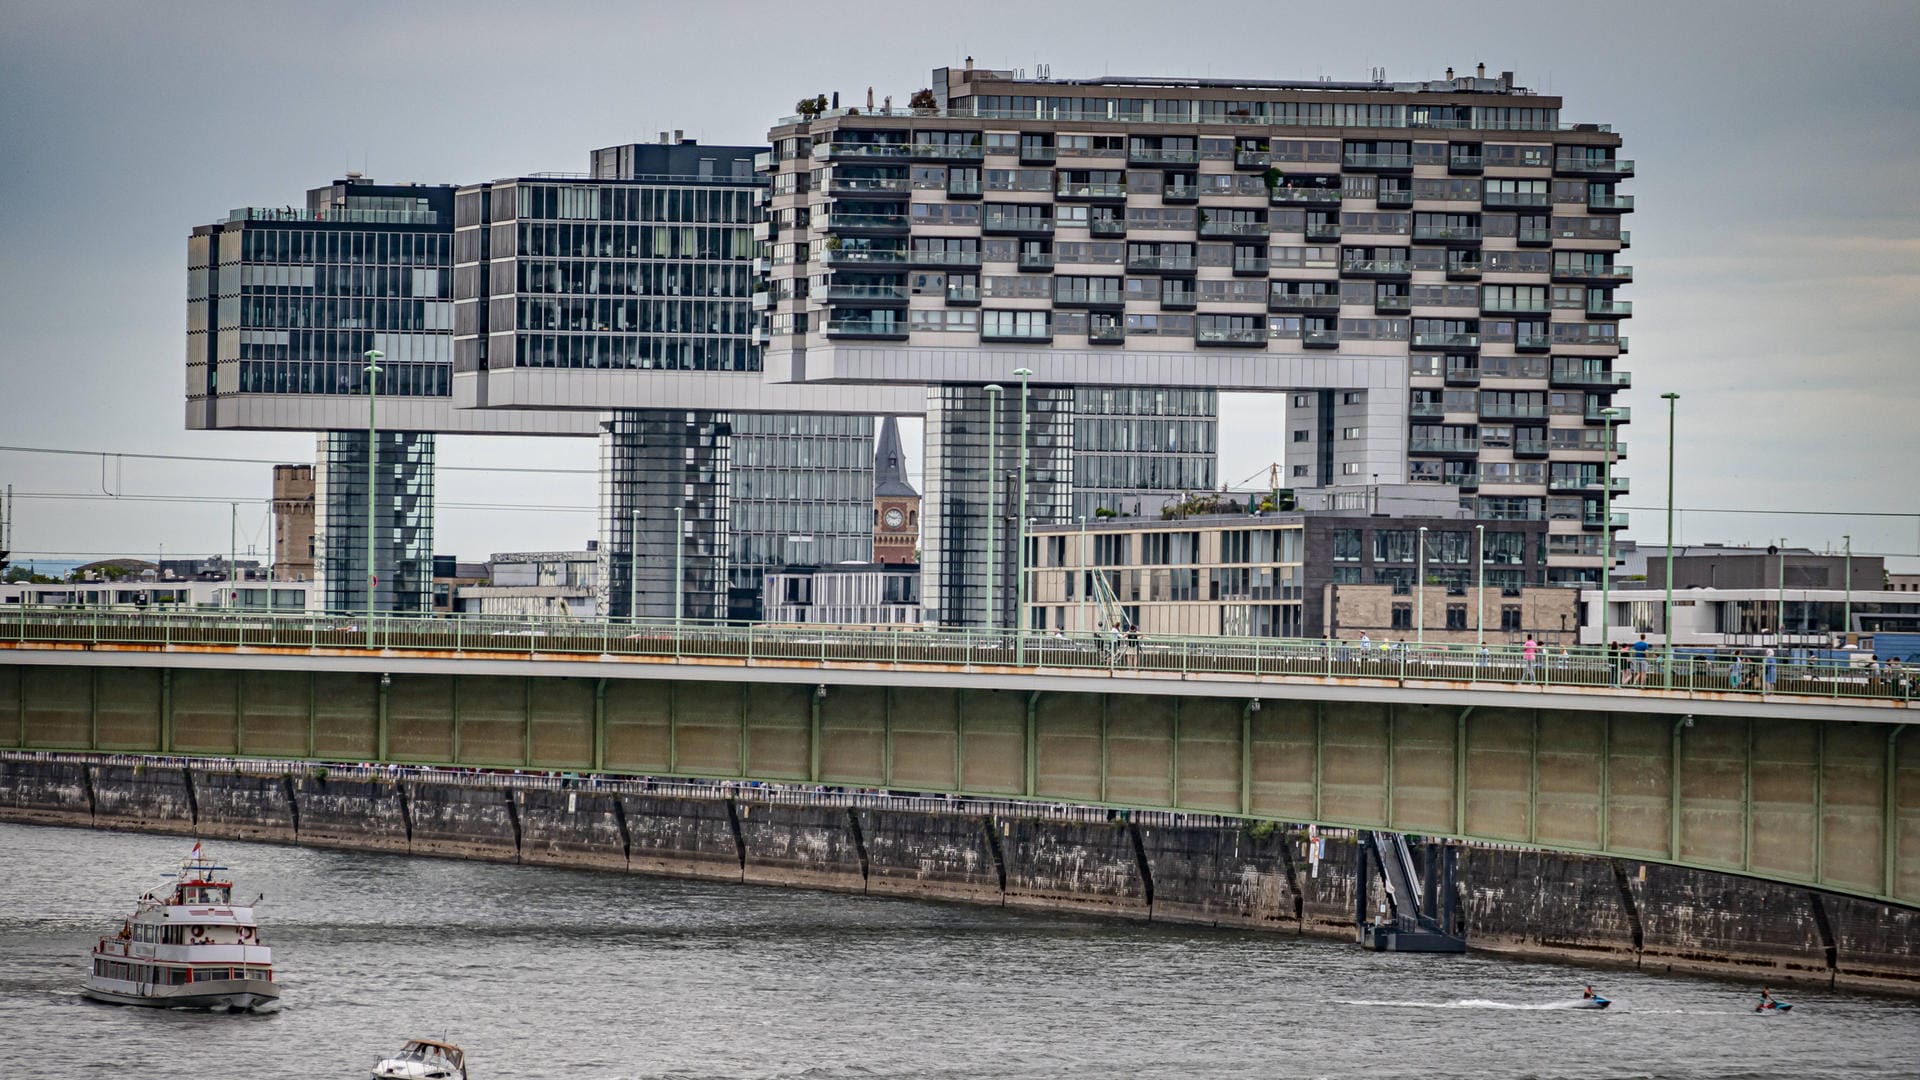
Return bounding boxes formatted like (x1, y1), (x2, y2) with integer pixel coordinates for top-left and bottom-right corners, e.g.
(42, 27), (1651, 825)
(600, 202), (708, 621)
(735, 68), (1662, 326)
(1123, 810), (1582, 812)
(1890, 725), (1909, 900)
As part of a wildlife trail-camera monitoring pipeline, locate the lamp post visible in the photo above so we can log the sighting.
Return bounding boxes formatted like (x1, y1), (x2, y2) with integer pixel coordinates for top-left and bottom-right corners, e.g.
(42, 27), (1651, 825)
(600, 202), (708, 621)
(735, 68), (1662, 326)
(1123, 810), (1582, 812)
(1776, 536), (1787, 646)
(1416, 525), (1428, 644)
(1661, 392), (1679, 689)
(628, 508), (640, 622)
(1843, 534), (1853, 644)
(1013, 368), (1033, 664)
(1475, 523), (1485, 648)
(674, 505), (685, 632)
(1599, 406), (1621, 651)
(363, 349), (383, 644)
(984, 384), (1003, 632)
(228, 501), (238, 610)
(1079, 515), (1089, 633)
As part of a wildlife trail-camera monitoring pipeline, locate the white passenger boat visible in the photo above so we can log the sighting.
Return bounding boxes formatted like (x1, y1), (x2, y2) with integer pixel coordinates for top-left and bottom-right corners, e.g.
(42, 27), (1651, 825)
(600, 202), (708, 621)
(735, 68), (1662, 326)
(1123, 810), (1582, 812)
(81, 841), (279, 1011)
(371, 1039), (468, 1079)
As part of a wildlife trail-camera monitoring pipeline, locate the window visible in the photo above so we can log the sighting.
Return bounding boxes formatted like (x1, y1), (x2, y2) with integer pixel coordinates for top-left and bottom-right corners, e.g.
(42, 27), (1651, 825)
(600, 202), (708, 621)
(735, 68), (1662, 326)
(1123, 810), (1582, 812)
(1343, 392), (1362, 404)
(1332, 529), (1362, 562)
(1291, 464), (1310, 477)
(1342, 427), (1361, 439)
(1293, 393), (1311, 407)
(1391, 605), (1412, 630)
(1342, 462), (1363, 474)
(1374, 530), (1415, 563)
(1293, 430), (1310, 442)
(1446, 604), (1468, 630)
(1501, 605), (1523, 631)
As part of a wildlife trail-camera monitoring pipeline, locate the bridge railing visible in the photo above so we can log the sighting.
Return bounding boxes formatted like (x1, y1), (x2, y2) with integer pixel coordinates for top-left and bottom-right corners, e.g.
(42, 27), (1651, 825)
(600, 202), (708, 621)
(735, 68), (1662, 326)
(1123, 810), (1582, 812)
(2, 605), (1913, 704)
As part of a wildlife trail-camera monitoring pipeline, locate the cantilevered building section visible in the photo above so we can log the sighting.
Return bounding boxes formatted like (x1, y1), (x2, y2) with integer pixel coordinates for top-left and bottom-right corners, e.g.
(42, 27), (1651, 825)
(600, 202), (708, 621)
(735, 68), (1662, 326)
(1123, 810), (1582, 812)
(761, 62), (1631, 623)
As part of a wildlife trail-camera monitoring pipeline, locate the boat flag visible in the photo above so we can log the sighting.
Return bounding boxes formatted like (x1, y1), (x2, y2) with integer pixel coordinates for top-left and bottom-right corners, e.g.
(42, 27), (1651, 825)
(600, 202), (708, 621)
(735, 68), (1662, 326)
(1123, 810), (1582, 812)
(190, 841), (202, 860)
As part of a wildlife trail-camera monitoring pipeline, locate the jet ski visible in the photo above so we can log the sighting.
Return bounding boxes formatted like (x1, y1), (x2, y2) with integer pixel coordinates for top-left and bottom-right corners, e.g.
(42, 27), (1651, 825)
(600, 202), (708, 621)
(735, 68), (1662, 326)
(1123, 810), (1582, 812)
(1572, 995), (1611, 1009)
(1755, 1000), (1793, 1014)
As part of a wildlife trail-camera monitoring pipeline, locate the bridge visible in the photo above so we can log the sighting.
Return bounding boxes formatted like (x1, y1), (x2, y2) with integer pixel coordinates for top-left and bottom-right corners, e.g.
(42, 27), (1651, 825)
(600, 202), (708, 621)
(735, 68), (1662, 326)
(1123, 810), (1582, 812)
(2, 607), (1914, 908)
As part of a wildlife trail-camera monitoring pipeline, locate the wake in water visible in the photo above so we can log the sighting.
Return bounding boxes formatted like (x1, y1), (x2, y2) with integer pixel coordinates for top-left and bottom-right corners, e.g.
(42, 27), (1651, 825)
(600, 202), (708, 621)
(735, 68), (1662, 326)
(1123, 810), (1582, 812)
(1335, 998), (1595, 1011)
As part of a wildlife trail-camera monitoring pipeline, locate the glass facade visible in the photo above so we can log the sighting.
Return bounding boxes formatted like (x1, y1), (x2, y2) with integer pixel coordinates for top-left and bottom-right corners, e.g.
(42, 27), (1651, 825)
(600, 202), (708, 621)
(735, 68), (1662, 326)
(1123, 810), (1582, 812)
(727, 413), (876, 620)
(922, 384), (1073, 628)
(1071, 387), (1218, 519)
(598, 410), (730, 622)
(314, 431), (435, 614)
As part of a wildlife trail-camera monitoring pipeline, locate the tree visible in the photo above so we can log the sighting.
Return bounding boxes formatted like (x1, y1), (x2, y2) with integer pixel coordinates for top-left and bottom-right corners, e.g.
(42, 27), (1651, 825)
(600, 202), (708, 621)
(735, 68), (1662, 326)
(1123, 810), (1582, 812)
(909, 88), (938, 112)
(795, 94), (829, 119)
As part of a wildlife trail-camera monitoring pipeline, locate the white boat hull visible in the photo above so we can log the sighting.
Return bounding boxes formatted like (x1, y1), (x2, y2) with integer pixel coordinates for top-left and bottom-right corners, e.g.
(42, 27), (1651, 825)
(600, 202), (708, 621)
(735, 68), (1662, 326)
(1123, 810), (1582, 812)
(81, 976), (279, 1012)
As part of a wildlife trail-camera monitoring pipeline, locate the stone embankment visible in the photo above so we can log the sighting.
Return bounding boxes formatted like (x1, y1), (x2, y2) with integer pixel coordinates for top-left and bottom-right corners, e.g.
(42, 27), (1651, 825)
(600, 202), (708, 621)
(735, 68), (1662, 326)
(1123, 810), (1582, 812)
(3, 753), (1914, 995)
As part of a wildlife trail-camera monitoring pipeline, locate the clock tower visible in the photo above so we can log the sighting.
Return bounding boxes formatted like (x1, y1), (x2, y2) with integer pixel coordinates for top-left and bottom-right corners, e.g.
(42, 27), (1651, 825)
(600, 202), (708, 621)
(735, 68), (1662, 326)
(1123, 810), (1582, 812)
(872, 417), (920, 565)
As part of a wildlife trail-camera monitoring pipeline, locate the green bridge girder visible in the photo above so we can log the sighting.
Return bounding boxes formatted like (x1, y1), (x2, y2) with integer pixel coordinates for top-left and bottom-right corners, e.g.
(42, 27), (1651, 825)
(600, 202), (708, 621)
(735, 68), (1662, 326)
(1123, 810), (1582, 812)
(2, 659), (1914, 909)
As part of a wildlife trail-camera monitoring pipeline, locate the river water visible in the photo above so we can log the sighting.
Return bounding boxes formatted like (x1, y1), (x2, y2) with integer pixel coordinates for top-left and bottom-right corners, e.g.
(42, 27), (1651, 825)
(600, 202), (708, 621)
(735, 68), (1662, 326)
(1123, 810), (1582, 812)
(0, 822), (1914, 1079)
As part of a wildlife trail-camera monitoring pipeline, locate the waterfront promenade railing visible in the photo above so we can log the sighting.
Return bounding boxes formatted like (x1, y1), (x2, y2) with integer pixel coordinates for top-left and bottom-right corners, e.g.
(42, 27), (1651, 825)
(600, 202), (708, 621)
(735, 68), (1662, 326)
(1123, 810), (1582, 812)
(1, 605), (1912, 704)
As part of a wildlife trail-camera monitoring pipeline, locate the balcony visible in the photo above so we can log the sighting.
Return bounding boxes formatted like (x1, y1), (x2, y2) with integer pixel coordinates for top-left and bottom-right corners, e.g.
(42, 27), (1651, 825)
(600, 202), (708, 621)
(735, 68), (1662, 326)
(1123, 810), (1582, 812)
(1412, 332), (1480, 349)
(1232, 257), (1271, 277)
(1481, 297), (1550, 315)
(1301, 327), (1340, 349)
(1413, 225), (1482, 244)
(1585, 298), (1633, 318)
(1343, 152), (1413, 171)
(1159, 288), (1196, 311)
(1551, 262), (1633, 284)
(1199, 218), (1270, 239)
(1411, 401), (1446, 418)
(1057, 182), (1127, 201)
(749, 290), (772, 311)
(1053, 287), (1124, 311)
(1127, 254), (1197, 274)
(1513, 437), (1550, 459)
(823, 248), (909, 267)
(1549, 475), (1631, 496)
(1556, 156), (1635, 178)
(823, 283), (910, 305)
(1585, 405), (1632, 424)
(1550, 366), (1631, 390)
(1235, 149), (1272, 170)
(1515, 331), (1552, 352)
(910, 249), (981, 268)
(1374, 294), (1411, 315)
(1443, 365), (1481, 386)
(1448, 153), (1484, 174)
(1582, 511), (1630, 531)
(1088, 219), (1127, 239)
(816, 142), (912, 160)
(1483, 190), (1550, 209)
(1162, 184), (1200, 204)
(1304, 220), (1343, 242)
(825, 318), (908, 341)
(1587, 193), (1635, 213)
(752, 150), (773, 173)
(1019, 145), (1058, 165)
(1269, 291), (1341, 313)
(945, 285), (979, 306)
(946, 179), (983, 199)
(1017, 251), (1055, 271)
(1197, 327), (1268, 347)
(1270, 187), (1342, 207)
(1130, 147), (1201, 166)
(1480, 402), (1548, 422)
(1620, 230), (1632, 248)
(982, 211), (1055, 236)
(820, 212), (908, 233)
(1341, 258), (1411, 279)
(1375, 187), (1414, 209)
(1089, 324), (1126, 345)
(1445, 258), (1483, 280)
(826, 175), (912, 196)
(1410, 438), (1479, 456)
(1516, 227), (1552, 247)
(912, 143), (985, 161)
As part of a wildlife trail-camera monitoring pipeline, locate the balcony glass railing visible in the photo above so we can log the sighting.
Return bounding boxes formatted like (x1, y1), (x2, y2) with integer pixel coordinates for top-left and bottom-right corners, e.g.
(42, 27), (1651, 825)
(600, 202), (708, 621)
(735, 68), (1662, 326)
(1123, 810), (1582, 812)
(1553, 367), (1632, 388)
(1586, 405), (1632, 422)
(1586, 299), (1633, 316)
(1410, 438), (1477, 454)
(1555, 263), (1634, 281)
(1558, 157), (1635, 175)
(1088, 325), (1126, 343)
(1588, 193), (1635, 211)
(1197, 327), (1268, 345)
(821, 213), (908, 230)
(1483, 191), (1551, 208)
(912, 250), (982, 267)
(1414, 226), (1482, 242)
(1344, 153), (1412, 169)
(1342, 259), (1410, 275)
(1448, 154), (1485, 170)
(1018, 252), (1056, 270)
(913, 143), (985, 159)
(826, 319), (907, 337)
(1300, 328), (1340, 346)
(824, 284), (909, 302)
(1481, 298), (1550, 314)
(983, 213), (1054, 233)
(1057, 183), (1127, 198)
(1162, 185), (1200, 201)
(1088, 220), (1126, 238)
(816, 142), (913, 158)
(1516, 228), (1551, 244)
(1304, 222), (1343, 240)
(1130, 148), (1201, 164)
(1515, 333), (1552, 350)
(1128, 255), (1196, 272)
(981, 326), (1052, 342)
(1199, 220), (1271, 238)
(828, 176), (912, 194)
(945, 286), (979, 303)
(1270, 188), (1342, 205)
(946, 180), (983, 196)
(1480, 403), (1547, 419)
(1410, 402), (1446, 417)
(1412, 332), (1479, 348)
(1233, 257), (1271, 274)
(1270, 292), (1341, 311)
(1235, 150), (1272, 168)
(823, 248), (908, 265)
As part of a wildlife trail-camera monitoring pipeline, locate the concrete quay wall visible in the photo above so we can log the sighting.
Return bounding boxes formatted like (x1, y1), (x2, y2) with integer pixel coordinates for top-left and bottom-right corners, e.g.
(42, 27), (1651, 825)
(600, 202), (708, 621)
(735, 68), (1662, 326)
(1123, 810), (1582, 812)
(2, 757), (1916, 996)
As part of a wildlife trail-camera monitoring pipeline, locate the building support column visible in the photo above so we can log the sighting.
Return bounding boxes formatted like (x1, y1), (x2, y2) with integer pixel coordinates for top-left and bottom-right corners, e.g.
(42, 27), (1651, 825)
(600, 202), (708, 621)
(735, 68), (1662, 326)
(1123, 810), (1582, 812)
(808, 687), (822, 784)
(376, 674), (389, 763)
(1669, 716), (1686, 862)
(1887, 725), (1908, 900)
(592, 678), (607, 774)
(1239, 699), (1256, 817)
(160, 669), (173, 755)
(1024, 692), (1039, 798)
(1455, 706), (1473, 835)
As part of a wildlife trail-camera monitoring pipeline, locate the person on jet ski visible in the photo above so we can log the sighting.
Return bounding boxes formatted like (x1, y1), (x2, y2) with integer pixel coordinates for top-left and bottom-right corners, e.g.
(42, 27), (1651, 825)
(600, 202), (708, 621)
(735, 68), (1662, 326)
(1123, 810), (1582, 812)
(1582, 985), (1597, 1000)
(1758, 987), (1776, 1010)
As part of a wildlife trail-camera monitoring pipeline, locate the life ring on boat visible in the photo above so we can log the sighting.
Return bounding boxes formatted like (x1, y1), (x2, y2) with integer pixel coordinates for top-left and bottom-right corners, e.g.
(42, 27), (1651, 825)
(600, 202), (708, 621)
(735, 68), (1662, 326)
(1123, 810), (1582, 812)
(190, 925), (205, 940)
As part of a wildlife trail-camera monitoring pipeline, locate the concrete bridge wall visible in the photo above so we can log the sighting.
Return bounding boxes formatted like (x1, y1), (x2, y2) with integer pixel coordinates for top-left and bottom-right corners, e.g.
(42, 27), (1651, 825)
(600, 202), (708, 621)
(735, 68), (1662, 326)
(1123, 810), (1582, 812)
(3, 756), (1916, 996)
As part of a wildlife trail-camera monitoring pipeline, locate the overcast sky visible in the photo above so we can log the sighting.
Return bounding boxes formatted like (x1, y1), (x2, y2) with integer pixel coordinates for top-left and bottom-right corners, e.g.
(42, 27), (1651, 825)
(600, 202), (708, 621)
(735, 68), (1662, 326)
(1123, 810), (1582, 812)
(2, 0), (1916, 570)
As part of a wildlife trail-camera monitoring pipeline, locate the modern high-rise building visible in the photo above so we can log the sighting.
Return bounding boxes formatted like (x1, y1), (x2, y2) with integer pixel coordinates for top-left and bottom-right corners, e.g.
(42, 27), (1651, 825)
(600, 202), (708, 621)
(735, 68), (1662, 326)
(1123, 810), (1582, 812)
(760, 62), (1631, 625)
(452, 139), (885, 621)
(187, 175), (595, 613)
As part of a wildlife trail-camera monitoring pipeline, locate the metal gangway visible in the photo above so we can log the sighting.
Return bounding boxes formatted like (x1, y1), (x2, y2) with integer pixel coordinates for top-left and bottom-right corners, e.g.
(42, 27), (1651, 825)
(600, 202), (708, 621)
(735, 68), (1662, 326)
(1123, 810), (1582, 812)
(1356, 831), (1466, 953)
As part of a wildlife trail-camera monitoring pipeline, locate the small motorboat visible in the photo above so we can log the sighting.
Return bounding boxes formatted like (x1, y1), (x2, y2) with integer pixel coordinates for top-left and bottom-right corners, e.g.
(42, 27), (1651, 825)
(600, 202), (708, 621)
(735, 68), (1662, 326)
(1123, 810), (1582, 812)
(371, 1039), (467, 1080)
(1572, 995), (1611, 1010)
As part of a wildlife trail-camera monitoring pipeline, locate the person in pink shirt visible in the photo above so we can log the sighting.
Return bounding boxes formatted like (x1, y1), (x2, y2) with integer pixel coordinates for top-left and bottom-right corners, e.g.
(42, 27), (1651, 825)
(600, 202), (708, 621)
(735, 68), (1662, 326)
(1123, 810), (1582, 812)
(1522, 636), (1539, 682)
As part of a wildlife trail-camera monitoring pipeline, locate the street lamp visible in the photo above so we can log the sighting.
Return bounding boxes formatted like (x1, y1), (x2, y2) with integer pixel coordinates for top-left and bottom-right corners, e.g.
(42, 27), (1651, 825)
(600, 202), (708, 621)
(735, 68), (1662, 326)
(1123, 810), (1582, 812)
(228, 501), (238, 611)
(984, 384), (1003, 632)
(363, 349), (383, 645)
(628, 507), (640, 622)
(1843, 533), (1853, 644)
(1775, 536), (1787, 646)
(674, 505), (686, 632)
(1416, 525), (1428, 644)
(1079, 515), (1090, 633)
(1013, 368), (1034, 664)
(1661, 392), (1679, 689)
(1475, 523), (1485, 648)
(1598, 406), (1622, 651)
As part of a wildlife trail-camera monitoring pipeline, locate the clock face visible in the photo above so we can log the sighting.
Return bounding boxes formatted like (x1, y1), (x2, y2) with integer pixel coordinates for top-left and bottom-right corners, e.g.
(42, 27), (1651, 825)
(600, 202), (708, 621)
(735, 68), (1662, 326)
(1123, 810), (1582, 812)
(884, 508), (905, 529)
